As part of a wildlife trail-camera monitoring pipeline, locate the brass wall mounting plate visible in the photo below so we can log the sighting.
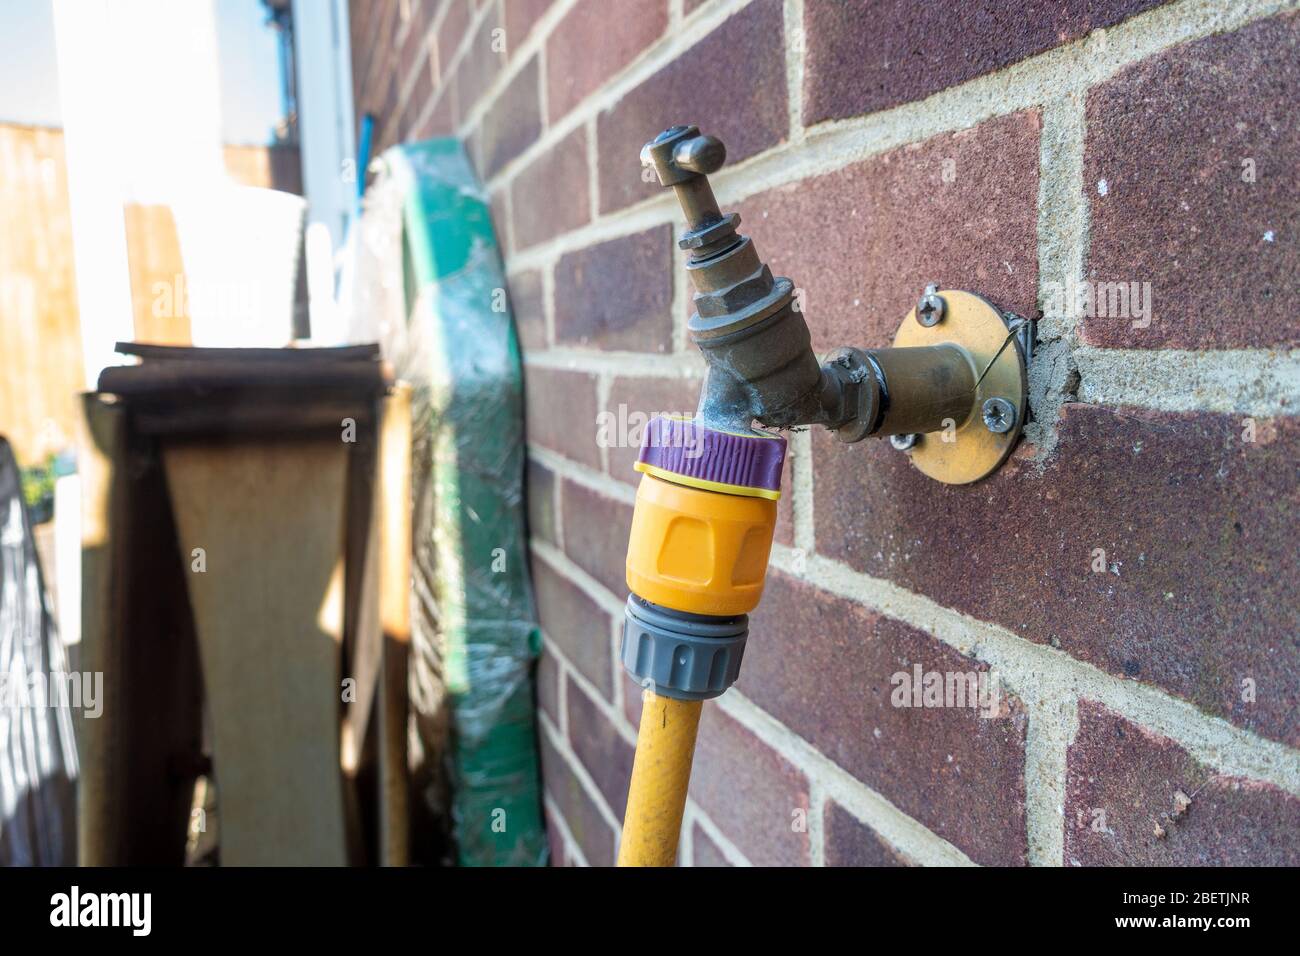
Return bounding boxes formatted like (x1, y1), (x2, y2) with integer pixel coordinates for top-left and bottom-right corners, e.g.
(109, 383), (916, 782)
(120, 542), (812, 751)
(891, 289), (1028, 485)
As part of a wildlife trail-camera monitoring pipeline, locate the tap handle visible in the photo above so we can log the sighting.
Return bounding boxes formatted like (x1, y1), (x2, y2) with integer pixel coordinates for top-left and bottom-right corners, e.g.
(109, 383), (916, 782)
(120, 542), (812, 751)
(641, 125), (727, 232)
(640, 125), (725, 182)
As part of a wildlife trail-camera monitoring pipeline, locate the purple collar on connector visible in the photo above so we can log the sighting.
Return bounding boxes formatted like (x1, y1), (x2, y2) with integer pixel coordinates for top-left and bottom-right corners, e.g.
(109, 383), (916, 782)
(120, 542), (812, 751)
(637, 416), (786, 495)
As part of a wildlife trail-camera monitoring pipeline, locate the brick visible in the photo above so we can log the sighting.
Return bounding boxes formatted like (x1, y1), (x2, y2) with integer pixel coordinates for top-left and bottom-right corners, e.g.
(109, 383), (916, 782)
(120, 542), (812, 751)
(375, 72), (401, 151)
(350, 1), (371, 51)
(526, 455), (557, 546)
(554, 226), (673, 351)
(532, 556), (613, 697)
(566, 675), (635, 812)
(509, 269), (546, 351)
(540, 731), (616, 865)
(350, 8), (370, 105)
(547, 0), (668, 123)
(813, 407), (1300, 747)
(463, 127), (482, 177)
(544, 806), (569, 866)
(690, 823), (733, 867)
(478, 56), (542, 177)
(1083, 12), (1300, 349)
(1065, 701), (1300, 866)
(689, 704), (812, 867)
(399, 46), (435, 139)
(511, 125), (590, 250)
(453, 4), (505, 121)
(735, 110), (1040, 353)
(415, 77), (457, 139)
(397, 0), (434, 89)
(536, 645), (561, 725)
(803, 0), (1168, 124)
(740, 571), (1030, 865)
(524, 366), (601, 469)
(437, 0), (472, 77)
(356, 0), (388, 72)
(503, 0), (552, 55)
(409, 63), (436, 134)
(603, 375), (702, 484)
(824, 802), (910, 867)
(560, 479), (633, 600)
(596, 0), (787, 214)
(489, 187), (510, 254)
(360, 0), (401, 111)
(398, 101), (419, 143)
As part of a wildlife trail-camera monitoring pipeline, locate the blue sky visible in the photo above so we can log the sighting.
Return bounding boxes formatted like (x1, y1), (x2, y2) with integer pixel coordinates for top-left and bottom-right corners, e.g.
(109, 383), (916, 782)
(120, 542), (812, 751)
(0, 0), (284, 145)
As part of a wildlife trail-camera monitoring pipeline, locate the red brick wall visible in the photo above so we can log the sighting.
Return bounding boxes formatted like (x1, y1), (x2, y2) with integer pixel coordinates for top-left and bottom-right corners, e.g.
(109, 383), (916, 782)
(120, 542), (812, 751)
(350, 0), (1300, 866)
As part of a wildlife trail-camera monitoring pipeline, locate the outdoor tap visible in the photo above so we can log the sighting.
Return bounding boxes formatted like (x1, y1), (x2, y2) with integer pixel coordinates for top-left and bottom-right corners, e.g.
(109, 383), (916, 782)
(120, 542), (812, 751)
(616, 126), (1031, 866)
(640, 125), (866, 437)
(640, 124), (1030, 471)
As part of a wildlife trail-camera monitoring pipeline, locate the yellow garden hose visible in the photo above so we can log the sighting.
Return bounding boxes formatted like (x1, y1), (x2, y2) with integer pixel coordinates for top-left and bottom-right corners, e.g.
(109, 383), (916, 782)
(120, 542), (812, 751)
(616, 443), (781, 866)
(617, 693), (703, 867)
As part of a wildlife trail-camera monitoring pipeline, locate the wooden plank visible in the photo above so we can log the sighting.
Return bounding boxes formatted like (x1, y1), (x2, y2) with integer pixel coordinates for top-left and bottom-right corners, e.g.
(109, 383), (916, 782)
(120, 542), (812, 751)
(129, 393), (375, 439)
(98, 358), (389, 395)
(339, 402), (380, 865)
(342, 416), (380, 773)
(115, 342), (379, 362)
(164, 437), (351, 866)
(378, 385), (412, 866)
(0, 125), (85, 463)
(76, 395), (127, 866)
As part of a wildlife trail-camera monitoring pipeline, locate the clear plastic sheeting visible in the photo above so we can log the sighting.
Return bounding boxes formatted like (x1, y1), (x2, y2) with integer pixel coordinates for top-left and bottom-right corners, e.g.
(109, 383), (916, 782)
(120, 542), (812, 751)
(349, 140), (546, 866)
(0, 438), (78, 865)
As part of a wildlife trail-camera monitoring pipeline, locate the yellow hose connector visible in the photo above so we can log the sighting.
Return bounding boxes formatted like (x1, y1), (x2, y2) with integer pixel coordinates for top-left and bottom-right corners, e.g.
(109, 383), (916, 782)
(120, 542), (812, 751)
(625, 473), (778, 617)
(617, 691), (703, 867)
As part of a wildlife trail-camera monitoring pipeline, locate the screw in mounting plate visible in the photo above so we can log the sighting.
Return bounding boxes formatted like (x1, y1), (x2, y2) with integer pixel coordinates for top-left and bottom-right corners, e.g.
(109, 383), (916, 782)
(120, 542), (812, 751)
(917, 283), (945, 327)
(890, 433), (918, 451)
(981, 398), (1016, 434)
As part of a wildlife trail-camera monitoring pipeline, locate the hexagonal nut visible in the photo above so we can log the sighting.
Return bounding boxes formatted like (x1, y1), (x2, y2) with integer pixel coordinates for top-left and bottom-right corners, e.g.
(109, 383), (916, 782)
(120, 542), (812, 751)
(679, 213), (741, 250)
(692, 264), (777, 318)
(823, 347), (879, 443)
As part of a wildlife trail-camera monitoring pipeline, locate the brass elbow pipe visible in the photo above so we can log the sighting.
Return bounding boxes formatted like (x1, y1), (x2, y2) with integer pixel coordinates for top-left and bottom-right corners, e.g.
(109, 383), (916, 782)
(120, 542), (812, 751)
(615, 126), (1030, 866)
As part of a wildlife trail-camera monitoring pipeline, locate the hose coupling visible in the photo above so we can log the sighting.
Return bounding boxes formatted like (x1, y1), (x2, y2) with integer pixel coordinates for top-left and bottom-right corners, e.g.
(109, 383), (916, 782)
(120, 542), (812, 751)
(622, 596), (748, 701)
(619, 417), (783, 698)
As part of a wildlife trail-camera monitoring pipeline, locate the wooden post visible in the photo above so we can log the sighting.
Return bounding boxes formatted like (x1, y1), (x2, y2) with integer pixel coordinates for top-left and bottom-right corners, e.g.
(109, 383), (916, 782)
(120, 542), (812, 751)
(78, 394), (205, 865)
